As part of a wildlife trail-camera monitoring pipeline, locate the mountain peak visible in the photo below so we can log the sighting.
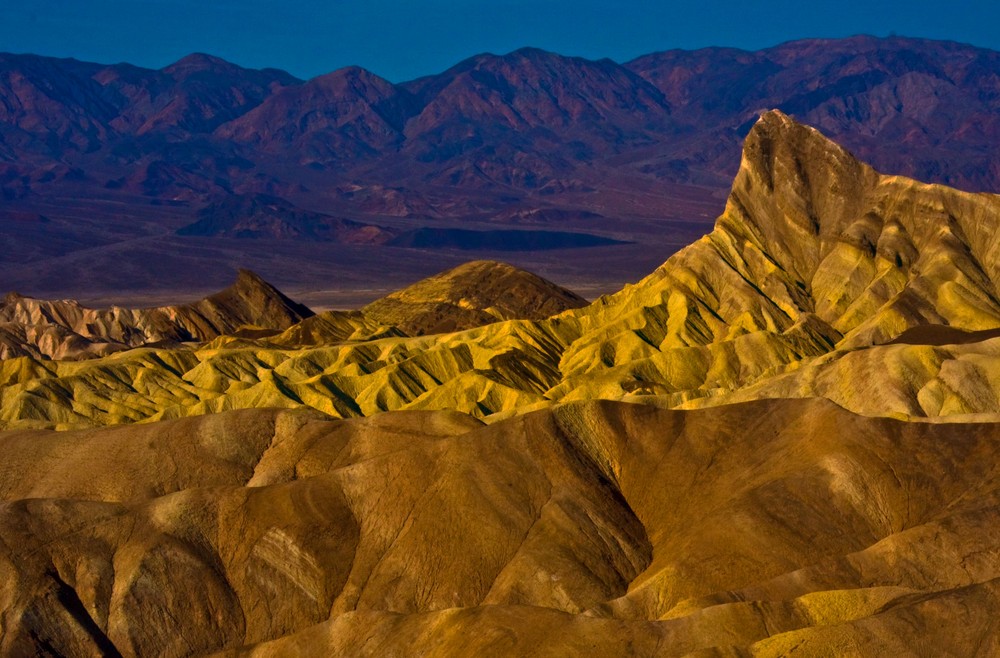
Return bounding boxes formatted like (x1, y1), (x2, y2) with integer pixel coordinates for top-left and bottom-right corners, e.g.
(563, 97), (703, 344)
(363, 259), (587, 335)
(313, 65), (391, 86)
(721, 110), (876, 280)
(162, 52), (237, 76)
(327, 64), (371, 77)
(502, 46), (558, 61)
(199, 269), (314, 330)
(740, 109), (856, 178)
(307, 65), (400, 101)
(233, 267), (269, 288)
(226, 268), (294, 302)
(464, 46), (612, 74)
(0, 269), (313, 359)
(705, 109), (1000, 348)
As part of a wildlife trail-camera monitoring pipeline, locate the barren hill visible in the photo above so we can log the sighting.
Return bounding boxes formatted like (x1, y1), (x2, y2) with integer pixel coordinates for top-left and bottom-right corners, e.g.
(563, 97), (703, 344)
(362, 259), (588, 335)
(0, 269), (312, 360)
(259, 260), (588, 347)
(4, 399), (1000, 655)
(0, 259), (587, 362)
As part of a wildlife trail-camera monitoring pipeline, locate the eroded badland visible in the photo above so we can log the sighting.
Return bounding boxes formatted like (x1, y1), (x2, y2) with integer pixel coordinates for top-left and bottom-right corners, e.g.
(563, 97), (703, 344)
(4, 112), (1000, 655)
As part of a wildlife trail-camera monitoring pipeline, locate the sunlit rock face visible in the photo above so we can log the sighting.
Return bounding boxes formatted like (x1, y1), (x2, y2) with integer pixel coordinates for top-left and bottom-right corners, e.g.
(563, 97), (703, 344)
(4, 111), (1000, 430)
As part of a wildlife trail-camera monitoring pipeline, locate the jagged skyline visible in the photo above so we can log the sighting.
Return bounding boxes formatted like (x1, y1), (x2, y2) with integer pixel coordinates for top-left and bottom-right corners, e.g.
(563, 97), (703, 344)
(2, 0), (998, 81)
(3, 36), (1000, 305)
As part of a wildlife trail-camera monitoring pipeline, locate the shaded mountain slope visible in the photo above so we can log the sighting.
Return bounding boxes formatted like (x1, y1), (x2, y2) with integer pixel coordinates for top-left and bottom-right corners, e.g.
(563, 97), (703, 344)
(213, 66), (415, 163)
(402, 47), (670, 137)
(361, 259), (588, 335)
(626, 35), (1000, 192)
(0, 51), (297, 155)
(0, 53), (115, 155)
(6, 36), (1000, 192)
(0, 269), (312, 360)
(102, 53), (300, 136)
(176, 193), (397, 243)
(392, 47), (672, 189)
(3, 398), (1000, 655)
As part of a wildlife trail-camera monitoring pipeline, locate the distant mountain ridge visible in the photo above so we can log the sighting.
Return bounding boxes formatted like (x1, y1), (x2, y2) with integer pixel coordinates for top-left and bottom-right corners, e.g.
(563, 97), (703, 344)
(3, 35), (1000, 298)
(3, 36), (999, 193)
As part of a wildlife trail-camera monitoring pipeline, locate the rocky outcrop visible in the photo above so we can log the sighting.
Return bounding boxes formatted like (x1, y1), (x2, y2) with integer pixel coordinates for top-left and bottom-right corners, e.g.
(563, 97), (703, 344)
(0, 269), (312, 359)
(362, 259), (588, 335)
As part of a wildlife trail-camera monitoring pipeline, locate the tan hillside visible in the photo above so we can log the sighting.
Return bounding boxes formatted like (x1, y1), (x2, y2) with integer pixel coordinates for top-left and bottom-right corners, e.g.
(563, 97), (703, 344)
(260, 259), (588, 348)
(4, 399), (1000, 655)
(674, 330), (1000, 419)
(0, 259), (578, 363)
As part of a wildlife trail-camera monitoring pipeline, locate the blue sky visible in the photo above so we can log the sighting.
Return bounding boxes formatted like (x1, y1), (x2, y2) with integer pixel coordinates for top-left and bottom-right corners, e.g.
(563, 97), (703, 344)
(1, 0), (997, 81)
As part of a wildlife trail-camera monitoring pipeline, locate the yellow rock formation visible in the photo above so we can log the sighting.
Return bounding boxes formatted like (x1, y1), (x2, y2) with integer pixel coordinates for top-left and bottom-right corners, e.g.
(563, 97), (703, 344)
(4, 112), (1000, 430)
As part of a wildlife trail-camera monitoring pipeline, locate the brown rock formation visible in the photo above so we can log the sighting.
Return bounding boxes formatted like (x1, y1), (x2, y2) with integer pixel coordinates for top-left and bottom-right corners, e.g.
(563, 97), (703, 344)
(0, 269), (312, 359)
(3, 400), (1000, 655)
(362, 259), (588, 335)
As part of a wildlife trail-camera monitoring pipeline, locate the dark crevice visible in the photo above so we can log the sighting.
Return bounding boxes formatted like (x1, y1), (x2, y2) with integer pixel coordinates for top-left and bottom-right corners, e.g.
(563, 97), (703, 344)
(49, 570), (123, 658)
